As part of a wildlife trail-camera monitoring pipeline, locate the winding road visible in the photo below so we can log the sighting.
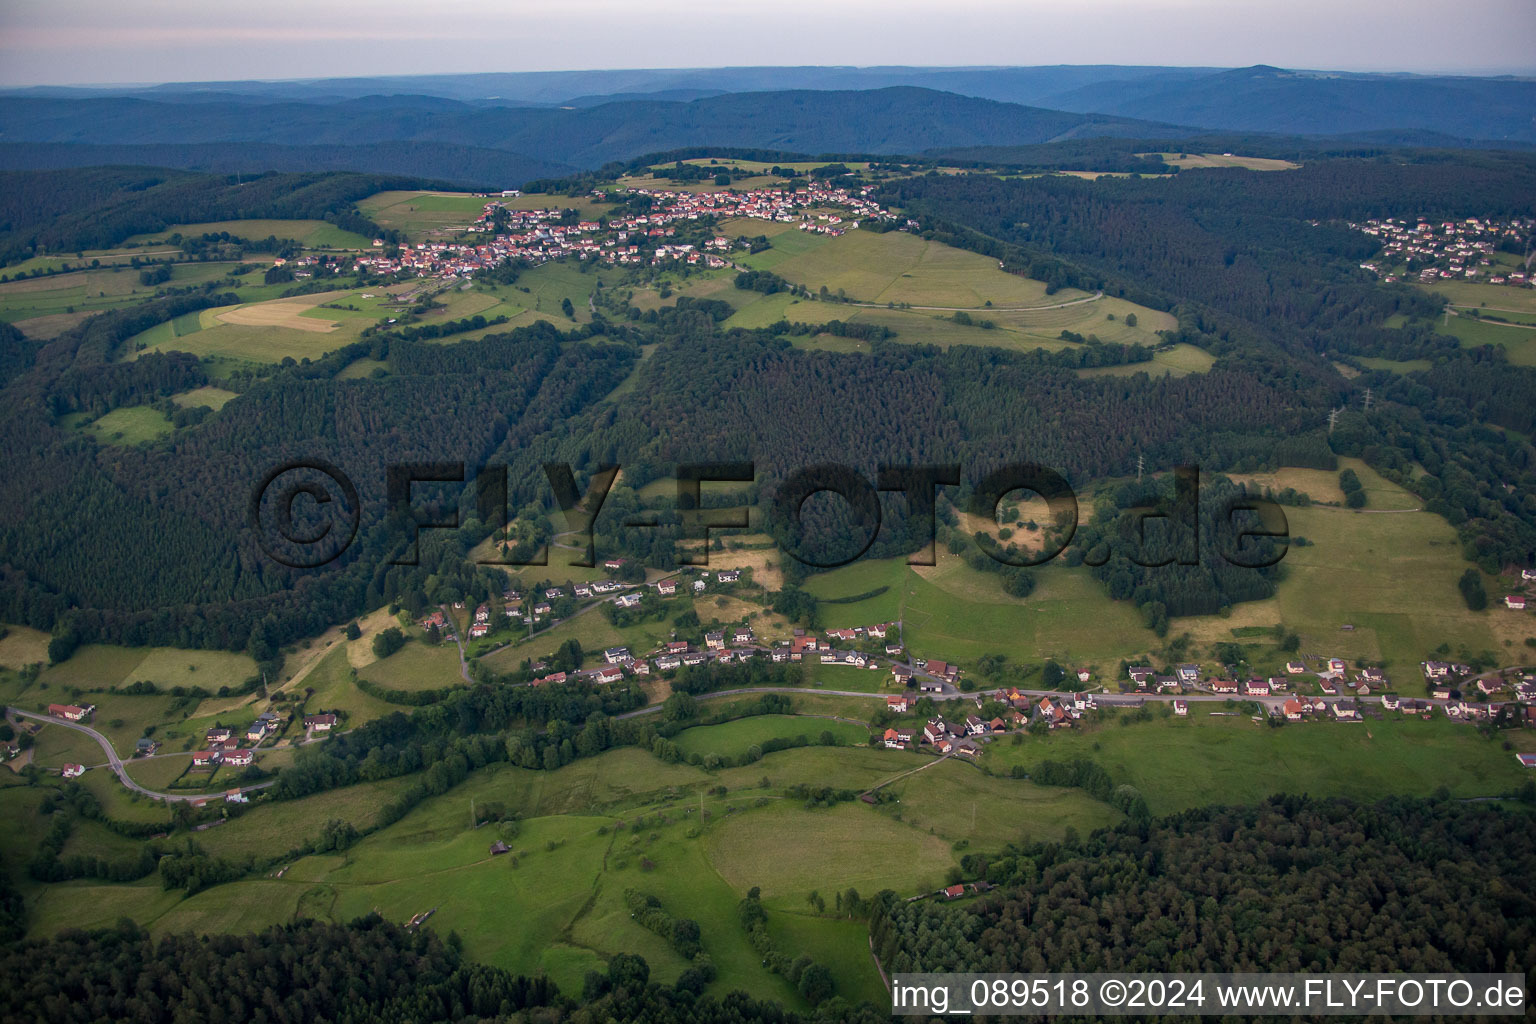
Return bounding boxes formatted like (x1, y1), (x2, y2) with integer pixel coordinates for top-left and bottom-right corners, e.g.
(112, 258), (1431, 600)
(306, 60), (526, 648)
(8, 707), (277, 803)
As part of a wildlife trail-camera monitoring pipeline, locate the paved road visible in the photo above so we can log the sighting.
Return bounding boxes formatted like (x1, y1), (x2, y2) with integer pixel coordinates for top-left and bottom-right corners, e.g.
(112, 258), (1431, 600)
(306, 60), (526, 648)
(8, 707), (277, 804)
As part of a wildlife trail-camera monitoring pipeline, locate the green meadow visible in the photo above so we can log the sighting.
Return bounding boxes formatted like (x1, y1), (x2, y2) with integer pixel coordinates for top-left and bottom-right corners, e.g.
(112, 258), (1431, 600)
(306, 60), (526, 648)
(15, 739), (1113, 1008)
(720, 229), (1177, 356)
(125, 220), (373, 249)
(983, 706), (1531, 816)
(671, 715), (870, 758)
(0, 263), (234, 323)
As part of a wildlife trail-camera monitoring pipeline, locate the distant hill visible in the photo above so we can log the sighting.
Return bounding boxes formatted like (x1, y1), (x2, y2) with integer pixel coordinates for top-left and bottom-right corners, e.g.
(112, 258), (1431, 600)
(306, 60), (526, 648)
(0, 87), (1191, 180)
(0, 141), (574, 191)
(1037, 65), (1536, 143)
(10, 64), (1532, 142)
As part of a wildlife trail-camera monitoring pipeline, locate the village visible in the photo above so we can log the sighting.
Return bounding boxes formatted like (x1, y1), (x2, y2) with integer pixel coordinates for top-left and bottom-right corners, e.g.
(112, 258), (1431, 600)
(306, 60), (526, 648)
(1353, 215), (1535, 285)
(330, 181), (893, 280)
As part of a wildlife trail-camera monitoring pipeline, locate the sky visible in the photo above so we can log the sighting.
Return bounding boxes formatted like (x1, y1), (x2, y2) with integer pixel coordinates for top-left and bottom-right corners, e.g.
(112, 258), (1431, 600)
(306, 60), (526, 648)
(1, 0), (1533, 87)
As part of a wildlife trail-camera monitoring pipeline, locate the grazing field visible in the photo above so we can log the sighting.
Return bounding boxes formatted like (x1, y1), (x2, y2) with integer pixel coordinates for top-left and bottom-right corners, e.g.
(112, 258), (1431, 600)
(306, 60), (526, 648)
(27, 723), (106, 769)
(170, 385), (238, 410)
(1417, 279), (1536, 314)
(724, 230), (1173, 354)
(294, 647), (398, 727)
(18, 740), (1120, 1006)
(984, 708), (1529, 816)
(0, 624), (50, 668)
(671, 715), (870, 759)
(1440, 312), (1536, 365)
(0, 263), (233, 323)
(1148, 152), (1299, 171)
(741, 229), (1074, 307)
(355, 639), (465, 692)
(217, 292), (344, 332)
(75, 404), (174, 445)
(1077, 342), (1216, 377)
(124, 219), (373, 249)
(39, 645), (257, 694)
(359, 191), (613, 239)
(130, 288), (391, 364)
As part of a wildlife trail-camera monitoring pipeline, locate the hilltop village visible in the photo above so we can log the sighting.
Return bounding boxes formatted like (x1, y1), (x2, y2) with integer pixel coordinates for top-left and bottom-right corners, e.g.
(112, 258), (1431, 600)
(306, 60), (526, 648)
(1354, 215), (1535, 284)
(338, 182), (892, 280)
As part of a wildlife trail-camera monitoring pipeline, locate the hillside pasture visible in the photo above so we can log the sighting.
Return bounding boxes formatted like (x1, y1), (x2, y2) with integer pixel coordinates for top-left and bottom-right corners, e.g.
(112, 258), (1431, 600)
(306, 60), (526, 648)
(1148, 152), (1299, 171)
(124, 219), (373, 249)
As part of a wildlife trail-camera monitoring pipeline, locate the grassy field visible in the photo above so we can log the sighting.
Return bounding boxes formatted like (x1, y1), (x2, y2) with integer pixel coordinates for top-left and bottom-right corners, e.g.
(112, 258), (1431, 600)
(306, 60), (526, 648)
(984, 706), (1530, 816)
(356, 639), (466, 692)
(75, 405), (174, 445)
(1148, 153), (1299, 171)
(722, 230), (1175, 355)
(1439, 312), (1536, 366)
(16, 740), (1115, 1006)
(39, 644), (257, 693)
(672, 715), (870, 759)
(128, 287), (411, 366)
(1078, 343), (1216, 378)
(172, 385), (239, 411)
(358, 191), (614, 240)
(125, 220), (373, 249)
(0, 624), (50, 669)
(0, 263), (233, 323)
(780, 456), (1510, 676)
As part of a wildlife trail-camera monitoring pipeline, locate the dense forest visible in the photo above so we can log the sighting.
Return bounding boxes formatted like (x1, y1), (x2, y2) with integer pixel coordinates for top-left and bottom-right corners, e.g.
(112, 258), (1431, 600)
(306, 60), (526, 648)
(881, 154), (1536, 572)
(0, 167), (445, 265)
(0, 153), (1533, 658)
(871, 796), (1536, 983)
(0, 912), (899, 1024)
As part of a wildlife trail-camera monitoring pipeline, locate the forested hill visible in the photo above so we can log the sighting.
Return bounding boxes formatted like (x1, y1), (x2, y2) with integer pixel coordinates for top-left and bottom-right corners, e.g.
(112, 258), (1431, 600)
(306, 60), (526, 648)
(0, 87), (1189, 176)
(0, 913), (892, 1024)
(0, 167), (451, 264)
(18, 64), (1535, 144)
(871, 796), (1536, 977)
(880, 152), (1536, 576)
(0, 141), (577, 194)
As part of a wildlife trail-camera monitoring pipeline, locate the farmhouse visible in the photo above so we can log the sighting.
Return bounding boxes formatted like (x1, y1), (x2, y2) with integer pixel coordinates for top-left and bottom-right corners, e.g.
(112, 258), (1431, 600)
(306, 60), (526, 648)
(886, 694), (909, 713)
(1208, 679), (1239, 694)
(61, 763), (85, 778)
(305, 714), (337, 732)
(47, 704), (92, 722)
(922, 718), (947, 744)
(192, 751), (221, 767)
